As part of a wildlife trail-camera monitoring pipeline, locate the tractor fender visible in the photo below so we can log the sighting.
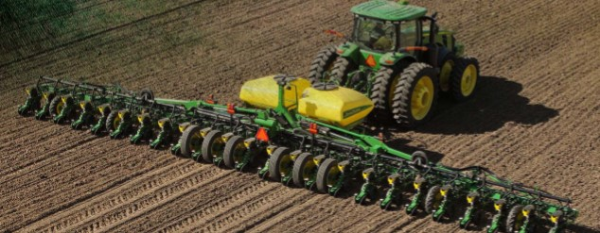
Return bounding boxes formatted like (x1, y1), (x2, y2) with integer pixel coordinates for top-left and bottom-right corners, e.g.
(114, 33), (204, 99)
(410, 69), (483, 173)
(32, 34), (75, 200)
(379, 52), (416, 68)
(336, 43), (360, 59)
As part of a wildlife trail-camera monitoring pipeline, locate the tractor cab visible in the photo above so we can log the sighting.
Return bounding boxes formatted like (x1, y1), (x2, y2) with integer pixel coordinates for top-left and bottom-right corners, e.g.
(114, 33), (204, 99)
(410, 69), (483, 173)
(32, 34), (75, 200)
(351, 2), (425, 54)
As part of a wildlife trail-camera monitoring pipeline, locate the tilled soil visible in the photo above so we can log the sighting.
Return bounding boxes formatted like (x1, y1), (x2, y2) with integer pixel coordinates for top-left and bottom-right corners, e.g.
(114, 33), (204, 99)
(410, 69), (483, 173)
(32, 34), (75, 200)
(1, 0), (599, 232)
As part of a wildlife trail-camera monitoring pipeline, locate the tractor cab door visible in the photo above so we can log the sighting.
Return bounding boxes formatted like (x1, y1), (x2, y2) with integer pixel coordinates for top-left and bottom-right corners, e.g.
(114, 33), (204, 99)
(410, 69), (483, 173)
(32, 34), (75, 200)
(398, 19), (422, 56)
(419, 16), (441, 67)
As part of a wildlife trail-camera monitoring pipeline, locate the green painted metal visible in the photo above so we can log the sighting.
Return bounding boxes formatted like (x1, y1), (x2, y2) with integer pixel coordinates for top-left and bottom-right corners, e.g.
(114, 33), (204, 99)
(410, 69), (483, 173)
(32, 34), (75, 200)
(351, 0), (427, 21)
(18, 76), (579, 231)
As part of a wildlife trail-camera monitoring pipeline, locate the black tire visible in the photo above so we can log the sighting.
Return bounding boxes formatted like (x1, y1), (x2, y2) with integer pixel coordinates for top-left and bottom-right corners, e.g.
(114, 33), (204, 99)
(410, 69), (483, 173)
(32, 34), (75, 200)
(223, 135), (245, 168)
(330, 57), (355, 85)
(450, 57), (479, 102)
(424, 185), (442, 214)
(308, 45), (339, 84)
(48, 95), (62, 117)
(391, 63), (439, 128)
(369, 67), (398, 122)
(292, 152), (315, 187)
(316, 158), (339, 193)
(179, 125), (201, 157)
(201, 130), (224, 163)
(506, 205), (524, 233)
(140, 88), (154, 101)
(439, 53), (457, 93)
(105, 111), (120, 132)
(268, 147), (292, 182)
(411, 151), (428, 165)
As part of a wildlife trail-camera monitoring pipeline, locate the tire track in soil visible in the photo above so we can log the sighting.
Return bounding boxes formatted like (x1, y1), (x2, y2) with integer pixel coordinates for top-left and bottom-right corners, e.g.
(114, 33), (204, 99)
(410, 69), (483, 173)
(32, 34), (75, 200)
(43, 164), (230, 233)
(161, 184), (306, 233)
(109, 173), (274, 233)
(0, 126), (99, 169)
(18, 159), (196, 232)
(0, 141), (151, 209)
(0, 134), (102, 188)
(246, 193), (331, 232)
(196, 188), (315, 233)
(4, 152), (174, 231)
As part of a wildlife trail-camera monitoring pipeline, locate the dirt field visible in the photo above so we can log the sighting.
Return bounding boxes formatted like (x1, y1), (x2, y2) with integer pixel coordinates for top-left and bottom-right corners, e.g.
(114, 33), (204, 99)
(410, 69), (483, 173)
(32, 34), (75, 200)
(1, 0), (599, 232)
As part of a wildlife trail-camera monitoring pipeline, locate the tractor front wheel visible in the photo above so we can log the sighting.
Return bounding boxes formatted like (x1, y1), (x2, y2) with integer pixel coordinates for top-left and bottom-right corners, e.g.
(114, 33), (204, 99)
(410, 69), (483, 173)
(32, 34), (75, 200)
(439, 53), (456, 93)
(390, 63), (439, 128)
(450, 57), (479, 102)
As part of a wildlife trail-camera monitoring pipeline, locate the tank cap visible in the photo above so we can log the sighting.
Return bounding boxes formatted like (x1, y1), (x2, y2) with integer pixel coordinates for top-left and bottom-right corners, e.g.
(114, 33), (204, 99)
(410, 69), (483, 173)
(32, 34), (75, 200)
(312, 82), (339, 91)
(273, 74), (297, 84)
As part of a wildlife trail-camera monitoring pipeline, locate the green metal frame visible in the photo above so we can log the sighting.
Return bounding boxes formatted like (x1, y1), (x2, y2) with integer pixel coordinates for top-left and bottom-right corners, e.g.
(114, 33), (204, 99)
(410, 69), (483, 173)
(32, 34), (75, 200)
(18, 75), (578, 232)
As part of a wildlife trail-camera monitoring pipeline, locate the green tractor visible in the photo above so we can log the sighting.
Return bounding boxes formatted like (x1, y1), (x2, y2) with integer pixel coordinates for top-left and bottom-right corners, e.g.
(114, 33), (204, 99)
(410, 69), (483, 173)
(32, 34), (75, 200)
(310, 0), (480, 127)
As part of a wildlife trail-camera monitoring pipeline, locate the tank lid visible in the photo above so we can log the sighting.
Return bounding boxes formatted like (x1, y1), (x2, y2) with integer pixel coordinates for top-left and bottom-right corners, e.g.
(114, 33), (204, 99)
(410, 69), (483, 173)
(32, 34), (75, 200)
(312, 82), (339, 91)
(273, 74), (298, 84)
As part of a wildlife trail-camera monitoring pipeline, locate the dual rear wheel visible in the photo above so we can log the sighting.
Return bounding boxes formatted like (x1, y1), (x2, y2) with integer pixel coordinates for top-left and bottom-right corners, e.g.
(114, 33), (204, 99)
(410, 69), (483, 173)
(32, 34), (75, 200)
(309, 46), (480, 128)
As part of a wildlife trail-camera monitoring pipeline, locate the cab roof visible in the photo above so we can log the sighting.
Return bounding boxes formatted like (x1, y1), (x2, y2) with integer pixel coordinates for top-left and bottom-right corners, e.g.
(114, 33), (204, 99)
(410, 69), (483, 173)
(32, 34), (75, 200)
(351, 0), (427, 21)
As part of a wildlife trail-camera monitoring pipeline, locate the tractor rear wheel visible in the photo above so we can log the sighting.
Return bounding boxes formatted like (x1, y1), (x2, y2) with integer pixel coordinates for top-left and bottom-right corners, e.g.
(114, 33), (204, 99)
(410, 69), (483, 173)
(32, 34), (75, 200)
(268, 147), (293, 182)
(316, 158), (340, 193)
(439, 53), (457, 93)
(222, 135), (245, 168)
(308, 45), (339, 84)
(292, 152), (316, 187)
(201, 130), (225, 163)
(450, 57), (479, 102)
(180, 124), (202, 157)
(330, 57), (355, 86)
(391, 63), (439, 128)
(506, 205), (525, 233)
(424, 185), (442, 214)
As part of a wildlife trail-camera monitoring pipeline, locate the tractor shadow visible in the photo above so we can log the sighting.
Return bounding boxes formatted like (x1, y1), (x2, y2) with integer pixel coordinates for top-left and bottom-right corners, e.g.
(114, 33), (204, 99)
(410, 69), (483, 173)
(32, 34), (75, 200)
(416, 76), (559, 135)
(569, 224), (600, 233)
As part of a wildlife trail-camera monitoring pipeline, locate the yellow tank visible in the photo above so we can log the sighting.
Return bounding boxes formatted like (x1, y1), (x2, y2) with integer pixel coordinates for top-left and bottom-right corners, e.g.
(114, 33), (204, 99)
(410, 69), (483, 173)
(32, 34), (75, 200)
(239, 75), (311, 109)
(298, 83), (373, 128)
